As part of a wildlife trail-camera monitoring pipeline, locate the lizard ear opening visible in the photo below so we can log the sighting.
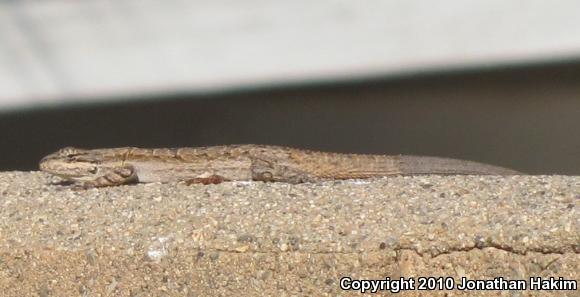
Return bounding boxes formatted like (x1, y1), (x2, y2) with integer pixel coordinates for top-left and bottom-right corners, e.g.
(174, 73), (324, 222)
(258, 171), (274, 182)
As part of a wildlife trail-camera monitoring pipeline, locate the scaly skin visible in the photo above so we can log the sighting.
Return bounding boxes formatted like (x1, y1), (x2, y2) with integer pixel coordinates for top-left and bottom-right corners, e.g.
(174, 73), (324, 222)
(39, 144), (521, 188)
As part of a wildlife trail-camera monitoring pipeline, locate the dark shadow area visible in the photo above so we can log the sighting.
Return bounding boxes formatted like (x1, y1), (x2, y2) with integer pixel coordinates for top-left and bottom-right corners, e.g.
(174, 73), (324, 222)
(1, 62), (579, 174)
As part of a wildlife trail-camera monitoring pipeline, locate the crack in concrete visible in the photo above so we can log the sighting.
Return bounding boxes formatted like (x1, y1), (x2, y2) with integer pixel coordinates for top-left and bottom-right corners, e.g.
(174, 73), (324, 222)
(184, 245), (578, 258)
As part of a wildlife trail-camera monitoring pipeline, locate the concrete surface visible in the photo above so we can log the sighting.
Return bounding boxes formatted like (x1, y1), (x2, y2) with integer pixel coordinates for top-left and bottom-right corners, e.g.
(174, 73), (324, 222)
(0, 172), (578, 296)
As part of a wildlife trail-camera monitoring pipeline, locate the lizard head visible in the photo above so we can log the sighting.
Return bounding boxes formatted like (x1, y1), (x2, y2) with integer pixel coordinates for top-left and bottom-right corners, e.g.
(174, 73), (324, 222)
(39, 147), (121, 181)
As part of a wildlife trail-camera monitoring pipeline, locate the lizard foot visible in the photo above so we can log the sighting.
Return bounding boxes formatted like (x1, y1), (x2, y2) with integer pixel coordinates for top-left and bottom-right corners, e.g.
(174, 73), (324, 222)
(80, 165), (137, 189)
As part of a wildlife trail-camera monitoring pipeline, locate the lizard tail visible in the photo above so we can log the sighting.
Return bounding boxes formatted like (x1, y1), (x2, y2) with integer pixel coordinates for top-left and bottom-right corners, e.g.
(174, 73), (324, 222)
(397, 155), (522, 175)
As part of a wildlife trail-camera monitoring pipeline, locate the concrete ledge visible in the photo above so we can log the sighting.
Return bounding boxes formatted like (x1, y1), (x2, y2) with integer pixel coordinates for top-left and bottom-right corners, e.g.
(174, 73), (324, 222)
(0, 172), (578, 296)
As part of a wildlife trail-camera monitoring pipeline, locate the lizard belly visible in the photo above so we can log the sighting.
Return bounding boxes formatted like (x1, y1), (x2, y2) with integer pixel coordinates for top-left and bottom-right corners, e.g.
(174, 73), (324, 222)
(129, 160), (253, 183)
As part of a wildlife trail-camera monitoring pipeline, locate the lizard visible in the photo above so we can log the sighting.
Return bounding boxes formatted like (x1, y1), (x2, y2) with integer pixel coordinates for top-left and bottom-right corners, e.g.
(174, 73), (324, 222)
(39, 144), (521, 188)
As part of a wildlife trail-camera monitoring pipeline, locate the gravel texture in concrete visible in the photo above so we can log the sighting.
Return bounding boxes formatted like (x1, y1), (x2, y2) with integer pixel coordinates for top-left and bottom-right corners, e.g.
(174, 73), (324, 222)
(0, 172), (578, 296)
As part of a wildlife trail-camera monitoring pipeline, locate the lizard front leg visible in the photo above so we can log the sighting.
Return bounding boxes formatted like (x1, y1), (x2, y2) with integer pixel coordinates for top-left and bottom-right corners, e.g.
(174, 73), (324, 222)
(251, 157), (319, 183)
(81, 165), (137, 189)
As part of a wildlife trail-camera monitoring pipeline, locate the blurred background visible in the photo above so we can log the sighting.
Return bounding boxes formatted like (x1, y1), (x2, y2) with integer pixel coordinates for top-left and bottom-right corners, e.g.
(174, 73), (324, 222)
(1, 0), (579, 174)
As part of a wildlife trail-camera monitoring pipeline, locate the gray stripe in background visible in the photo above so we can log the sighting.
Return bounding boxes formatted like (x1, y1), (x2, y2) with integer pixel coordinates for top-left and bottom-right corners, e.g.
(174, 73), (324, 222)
(1, 0), (580, 108)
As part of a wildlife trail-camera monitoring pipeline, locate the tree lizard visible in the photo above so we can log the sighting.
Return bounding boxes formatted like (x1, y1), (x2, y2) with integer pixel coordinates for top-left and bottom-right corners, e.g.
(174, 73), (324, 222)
(39, 144), (521, 188)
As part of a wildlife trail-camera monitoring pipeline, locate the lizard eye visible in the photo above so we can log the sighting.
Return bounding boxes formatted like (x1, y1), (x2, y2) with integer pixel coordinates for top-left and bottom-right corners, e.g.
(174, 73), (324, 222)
(67, 155), (81, 161)
(88, 167), (98, 174)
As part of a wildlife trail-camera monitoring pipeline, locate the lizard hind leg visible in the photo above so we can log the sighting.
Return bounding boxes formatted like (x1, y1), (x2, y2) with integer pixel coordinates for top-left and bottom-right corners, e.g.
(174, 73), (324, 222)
(81, 165), (137, 189)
